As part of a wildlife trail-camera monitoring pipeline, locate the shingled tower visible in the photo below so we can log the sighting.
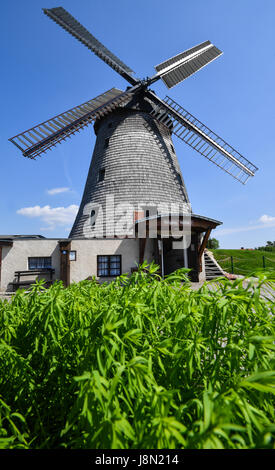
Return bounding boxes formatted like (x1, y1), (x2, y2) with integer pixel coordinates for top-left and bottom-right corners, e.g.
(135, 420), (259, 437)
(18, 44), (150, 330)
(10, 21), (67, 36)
(70, 92), (190, 238)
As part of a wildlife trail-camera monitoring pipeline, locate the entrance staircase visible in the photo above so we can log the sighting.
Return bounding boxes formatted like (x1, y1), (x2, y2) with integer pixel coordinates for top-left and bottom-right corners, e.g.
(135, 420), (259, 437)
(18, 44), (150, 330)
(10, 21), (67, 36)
(204, 250), (225, 280)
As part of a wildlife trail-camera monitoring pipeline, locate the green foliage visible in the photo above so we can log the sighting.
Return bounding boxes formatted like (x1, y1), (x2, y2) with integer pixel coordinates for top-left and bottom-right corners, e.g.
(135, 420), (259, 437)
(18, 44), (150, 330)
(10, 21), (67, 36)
(256, 246), (275, 252)
(0, 263), (274, 449)
(207, 238), (219, 249)
(255, 241), (275, 252)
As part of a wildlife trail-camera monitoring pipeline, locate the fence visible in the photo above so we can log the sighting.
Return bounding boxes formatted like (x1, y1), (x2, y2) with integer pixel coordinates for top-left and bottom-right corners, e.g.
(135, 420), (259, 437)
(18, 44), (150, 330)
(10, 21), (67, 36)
(216, 255), (275, 275)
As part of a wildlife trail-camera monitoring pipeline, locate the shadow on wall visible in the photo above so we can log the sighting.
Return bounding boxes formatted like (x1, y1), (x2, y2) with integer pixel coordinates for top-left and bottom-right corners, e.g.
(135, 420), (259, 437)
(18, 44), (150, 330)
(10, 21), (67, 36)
(6, 244), (61, 293)
(1, 245), (12, 292)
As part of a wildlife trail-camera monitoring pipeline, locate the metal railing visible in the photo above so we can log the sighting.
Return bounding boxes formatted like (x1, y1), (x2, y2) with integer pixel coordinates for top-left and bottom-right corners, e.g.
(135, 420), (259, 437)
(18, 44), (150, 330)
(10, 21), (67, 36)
(216, 255), (275, 275)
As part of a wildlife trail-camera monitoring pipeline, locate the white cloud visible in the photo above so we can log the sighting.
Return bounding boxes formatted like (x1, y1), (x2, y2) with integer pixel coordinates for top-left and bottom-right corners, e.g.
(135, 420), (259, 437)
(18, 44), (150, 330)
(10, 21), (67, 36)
(17, 204), (79, 230)
(259, 214), (275, 224)
(216, 214), (275, 236)
(47, 187), (70, 195)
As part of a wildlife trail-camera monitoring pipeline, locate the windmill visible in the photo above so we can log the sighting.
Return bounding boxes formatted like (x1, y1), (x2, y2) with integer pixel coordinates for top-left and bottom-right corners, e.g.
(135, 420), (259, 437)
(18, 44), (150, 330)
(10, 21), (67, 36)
(9, 7), (258, 246)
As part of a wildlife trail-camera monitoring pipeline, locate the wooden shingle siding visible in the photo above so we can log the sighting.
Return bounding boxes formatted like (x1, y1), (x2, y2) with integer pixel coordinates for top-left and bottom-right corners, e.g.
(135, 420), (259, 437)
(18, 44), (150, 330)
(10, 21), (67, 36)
(70, 98), (190, 239)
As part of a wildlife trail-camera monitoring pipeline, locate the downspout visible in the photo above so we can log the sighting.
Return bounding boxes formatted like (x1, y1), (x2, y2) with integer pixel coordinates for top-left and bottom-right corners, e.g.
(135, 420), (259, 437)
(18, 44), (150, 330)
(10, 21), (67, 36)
(183, 236), (188, 269)
(158, 239), (164, 277)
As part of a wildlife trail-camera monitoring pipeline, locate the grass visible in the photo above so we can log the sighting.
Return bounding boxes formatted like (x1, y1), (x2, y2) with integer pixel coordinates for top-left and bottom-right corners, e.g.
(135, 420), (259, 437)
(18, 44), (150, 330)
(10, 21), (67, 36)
(0, 262), (274, 449)
(211, 249), (275, 278)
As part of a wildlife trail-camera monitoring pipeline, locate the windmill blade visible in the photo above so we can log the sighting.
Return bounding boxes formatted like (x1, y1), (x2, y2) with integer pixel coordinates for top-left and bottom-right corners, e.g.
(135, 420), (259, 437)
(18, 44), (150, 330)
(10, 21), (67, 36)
(9, 88), (135, 159)
(43, 7), (139, 86)
(148, 92), (258, 184)
(152, 41), (222, 89)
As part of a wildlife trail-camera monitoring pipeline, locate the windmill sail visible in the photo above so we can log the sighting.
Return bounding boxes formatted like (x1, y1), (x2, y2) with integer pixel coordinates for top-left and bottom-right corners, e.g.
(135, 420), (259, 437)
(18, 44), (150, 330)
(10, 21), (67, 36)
(9, 6), (258, 186)
(43, 7), (138, 85)
(148, 93), (258, 184)
(153, 41), (222, 89)
(9, 88), (134, 159)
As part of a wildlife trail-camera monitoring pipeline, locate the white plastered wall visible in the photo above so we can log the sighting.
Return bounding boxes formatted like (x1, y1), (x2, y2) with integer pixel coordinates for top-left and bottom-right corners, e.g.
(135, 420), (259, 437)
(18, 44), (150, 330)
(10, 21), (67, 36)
(0, 240), (60, 292)
(0, 238), (156, 291)
(70, 238), (155, 283)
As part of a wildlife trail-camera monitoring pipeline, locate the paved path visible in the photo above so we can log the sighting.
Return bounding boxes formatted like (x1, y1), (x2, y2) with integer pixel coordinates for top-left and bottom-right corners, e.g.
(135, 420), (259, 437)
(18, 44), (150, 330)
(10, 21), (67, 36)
(0, 292), (12, 302)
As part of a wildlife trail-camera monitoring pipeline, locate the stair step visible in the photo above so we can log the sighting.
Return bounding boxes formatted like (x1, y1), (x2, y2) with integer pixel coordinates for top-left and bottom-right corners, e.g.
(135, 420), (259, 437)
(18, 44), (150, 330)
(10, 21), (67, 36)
(206, 276), (223, 280)
(206, 273), (223, 276)
(204, 252), (225, 280)
(206, 268), (223, 272)
(207, 275), (224, 278)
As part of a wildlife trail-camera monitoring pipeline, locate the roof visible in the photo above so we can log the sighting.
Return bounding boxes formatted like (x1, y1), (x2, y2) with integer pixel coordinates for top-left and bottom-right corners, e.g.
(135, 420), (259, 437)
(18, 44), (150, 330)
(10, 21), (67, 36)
(134, 212), (222, 236)
(191, 213), (222, 226)
(134, 212), (222, 226)
(0, 235), (46, 240)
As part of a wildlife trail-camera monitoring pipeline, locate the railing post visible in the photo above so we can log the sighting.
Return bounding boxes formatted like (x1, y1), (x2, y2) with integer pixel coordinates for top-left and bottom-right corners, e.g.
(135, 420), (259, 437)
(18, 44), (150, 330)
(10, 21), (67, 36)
(231, 256), (234, 274)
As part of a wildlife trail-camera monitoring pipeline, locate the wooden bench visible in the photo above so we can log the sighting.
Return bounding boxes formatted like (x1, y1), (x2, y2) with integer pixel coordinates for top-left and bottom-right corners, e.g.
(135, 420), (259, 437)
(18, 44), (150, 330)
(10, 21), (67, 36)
(13, 268), (55, 291)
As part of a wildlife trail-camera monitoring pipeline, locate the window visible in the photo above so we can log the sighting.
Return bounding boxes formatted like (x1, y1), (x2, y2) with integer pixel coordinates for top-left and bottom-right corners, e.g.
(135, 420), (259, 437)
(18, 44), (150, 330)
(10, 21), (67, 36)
(28, 257), (52, 270)
(91, 209), (97, 226)
(142, 206), (157, 219)
(97, 255), (121, 277)
(98, 168), (105, 182)
(176, 172), (183, 184)
(69, 251), (76, 261)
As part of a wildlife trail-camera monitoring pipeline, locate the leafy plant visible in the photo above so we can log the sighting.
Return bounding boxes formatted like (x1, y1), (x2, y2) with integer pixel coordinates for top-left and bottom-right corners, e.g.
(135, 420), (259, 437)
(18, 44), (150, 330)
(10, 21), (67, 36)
(0, 263), (274, 449)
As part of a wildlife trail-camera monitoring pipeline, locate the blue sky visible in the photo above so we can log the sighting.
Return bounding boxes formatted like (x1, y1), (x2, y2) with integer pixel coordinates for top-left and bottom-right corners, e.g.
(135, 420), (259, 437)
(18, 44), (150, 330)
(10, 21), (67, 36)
(1, 0), (275, 248)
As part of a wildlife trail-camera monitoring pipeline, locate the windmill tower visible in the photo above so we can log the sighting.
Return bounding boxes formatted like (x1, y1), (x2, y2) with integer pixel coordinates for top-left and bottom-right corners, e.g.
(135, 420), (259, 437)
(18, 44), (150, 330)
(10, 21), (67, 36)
(9, 7), (258, 280)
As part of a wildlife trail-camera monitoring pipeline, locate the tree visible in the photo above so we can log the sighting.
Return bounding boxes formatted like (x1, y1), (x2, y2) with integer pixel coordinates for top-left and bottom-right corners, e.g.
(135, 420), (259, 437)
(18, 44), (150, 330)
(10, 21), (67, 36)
(255, 241), (275, 251)
(207, 238), (220, 249)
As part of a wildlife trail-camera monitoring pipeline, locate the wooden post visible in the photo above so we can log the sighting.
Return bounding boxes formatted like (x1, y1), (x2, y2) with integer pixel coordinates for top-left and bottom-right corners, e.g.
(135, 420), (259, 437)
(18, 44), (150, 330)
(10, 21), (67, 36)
(59, 241), (71, 287)
(198, 228), (211, 272)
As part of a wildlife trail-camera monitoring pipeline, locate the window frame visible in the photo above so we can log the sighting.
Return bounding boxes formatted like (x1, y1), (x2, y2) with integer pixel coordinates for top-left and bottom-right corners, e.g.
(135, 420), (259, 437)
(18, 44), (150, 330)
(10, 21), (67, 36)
(97, 254), (122, 277)
(142, 206), (157, 219)
(97, 168), (105, 182)
(69, 251), (77, 261)
(28, 256), (52, 270)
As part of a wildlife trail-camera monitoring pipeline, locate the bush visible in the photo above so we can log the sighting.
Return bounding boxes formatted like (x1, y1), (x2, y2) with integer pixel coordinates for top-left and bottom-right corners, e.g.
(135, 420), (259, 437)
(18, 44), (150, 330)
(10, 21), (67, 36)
(0, 262), (274, 449)
(207, 238), (220, 249)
